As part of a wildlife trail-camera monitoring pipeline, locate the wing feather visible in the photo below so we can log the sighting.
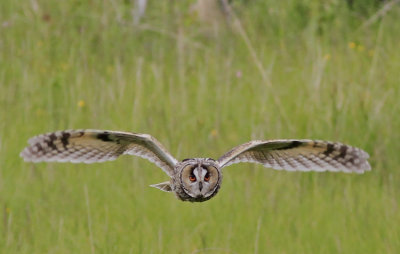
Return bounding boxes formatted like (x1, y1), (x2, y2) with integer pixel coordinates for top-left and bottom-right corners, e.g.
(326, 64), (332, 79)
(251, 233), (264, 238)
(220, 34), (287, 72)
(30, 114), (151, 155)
(217, 139), (371, 173)
(20, 129), (178, 176)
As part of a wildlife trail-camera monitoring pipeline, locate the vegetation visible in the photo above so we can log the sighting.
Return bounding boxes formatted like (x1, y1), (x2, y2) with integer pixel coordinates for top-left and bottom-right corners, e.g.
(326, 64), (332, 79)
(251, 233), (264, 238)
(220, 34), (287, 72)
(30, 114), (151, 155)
(1, 1), (399, 253)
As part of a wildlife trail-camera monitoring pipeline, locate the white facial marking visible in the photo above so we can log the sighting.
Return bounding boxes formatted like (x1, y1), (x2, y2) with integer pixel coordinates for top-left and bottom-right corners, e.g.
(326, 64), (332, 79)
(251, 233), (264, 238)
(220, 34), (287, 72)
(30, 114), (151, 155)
(201, 167), (207, 179)
(193, 168), (200, 181)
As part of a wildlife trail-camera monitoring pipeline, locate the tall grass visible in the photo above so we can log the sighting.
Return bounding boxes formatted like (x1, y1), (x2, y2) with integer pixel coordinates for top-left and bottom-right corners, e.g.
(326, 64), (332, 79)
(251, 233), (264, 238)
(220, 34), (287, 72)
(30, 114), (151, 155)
(1, 1), (399, 253)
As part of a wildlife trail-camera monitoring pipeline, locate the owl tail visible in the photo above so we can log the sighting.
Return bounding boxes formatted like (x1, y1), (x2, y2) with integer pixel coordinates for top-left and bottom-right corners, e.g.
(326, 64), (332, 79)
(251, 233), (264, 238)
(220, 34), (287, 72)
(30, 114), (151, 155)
(150, 181), (172, 192)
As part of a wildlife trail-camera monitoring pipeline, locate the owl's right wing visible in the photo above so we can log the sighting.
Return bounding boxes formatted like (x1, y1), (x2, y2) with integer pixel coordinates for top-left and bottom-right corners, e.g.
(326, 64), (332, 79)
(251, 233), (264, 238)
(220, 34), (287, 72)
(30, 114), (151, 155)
(20, 130), (178, 177)
(217, 139), (371, 173)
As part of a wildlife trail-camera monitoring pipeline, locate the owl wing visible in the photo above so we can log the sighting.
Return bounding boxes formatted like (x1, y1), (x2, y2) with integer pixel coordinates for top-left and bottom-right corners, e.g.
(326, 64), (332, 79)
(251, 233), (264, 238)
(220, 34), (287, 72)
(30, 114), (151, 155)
(217, 139), (371, 173)
(20, 130), (178, 177)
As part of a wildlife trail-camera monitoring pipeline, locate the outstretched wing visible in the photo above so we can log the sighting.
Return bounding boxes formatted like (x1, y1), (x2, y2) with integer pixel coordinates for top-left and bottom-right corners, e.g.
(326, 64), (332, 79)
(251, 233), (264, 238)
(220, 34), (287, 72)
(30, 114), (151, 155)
(20, 129), (178, 176)
(217, 139), (371, 173)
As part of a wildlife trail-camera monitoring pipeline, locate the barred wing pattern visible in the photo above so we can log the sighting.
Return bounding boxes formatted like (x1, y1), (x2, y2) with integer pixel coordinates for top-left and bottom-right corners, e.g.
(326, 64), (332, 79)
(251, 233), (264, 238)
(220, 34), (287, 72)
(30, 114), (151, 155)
(217, 140), (371, 173)
(20, 130), (178, 176)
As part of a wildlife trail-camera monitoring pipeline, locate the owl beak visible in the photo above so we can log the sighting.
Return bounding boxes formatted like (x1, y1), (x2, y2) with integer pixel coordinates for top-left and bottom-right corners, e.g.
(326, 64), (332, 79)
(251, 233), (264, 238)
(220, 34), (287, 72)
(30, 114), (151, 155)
(198, 181), (203, 191)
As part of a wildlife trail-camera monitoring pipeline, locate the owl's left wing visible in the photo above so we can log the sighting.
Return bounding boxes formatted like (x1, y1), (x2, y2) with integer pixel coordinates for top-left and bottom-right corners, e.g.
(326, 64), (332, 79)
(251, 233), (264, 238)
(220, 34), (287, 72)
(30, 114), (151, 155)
(217, 139), (371, 173)
(20, 130), (178, 177)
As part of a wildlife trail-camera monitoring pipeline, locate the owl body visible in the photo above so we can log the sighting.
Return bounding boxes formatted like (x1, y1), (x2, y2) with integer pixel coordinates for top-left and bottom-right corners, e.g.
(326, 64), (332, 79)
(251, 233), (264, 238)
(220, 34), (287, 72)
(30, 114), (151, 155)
(20, 129), (371, 202)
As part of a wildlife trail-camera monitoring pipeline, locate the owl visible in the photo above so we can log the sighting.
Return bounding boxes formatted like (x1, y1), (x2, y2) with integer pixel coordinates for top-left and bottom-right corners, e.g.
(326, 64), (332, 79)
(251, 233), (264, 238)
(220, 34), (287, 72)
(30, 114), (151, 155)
(20, 130), (371, 202)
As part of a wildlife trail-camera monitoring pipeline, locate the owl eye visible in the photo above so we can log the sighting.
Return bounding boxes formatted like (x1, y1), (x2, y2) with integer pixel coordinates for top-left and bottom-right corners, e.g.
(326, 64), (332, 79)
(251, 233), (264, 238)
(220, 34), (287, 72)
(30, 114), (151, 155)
(189, 175), (196, 182)
(204, 172), (210, 182)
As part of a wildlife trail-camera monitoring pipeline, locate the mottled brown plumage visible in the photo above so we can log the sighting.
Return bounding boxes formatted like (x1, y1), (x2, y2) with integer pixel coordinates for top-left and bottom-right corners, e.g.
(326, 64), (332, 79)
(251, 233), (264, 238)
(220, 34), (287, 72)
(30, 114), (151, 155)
(21, 129), (371, 202)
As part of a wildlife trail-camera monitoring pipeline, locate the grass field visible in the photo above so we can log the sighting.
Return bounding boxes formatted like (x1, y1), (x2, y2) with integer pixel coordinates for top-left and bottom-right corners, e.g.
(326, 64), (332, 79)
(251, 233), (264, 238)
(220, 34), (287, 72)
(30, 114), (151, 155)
(1, 1), (400, 253)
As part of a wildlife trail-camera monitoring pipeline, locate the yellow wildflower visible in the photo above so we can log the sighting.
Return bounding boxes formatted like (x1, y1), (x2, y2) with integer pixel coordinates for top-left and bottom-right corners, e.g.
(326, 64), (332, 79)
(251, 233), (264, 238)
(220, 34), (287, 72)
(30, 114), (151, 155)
(77, 100), (85, 108)
(323, 54), (331, 60)
(348, 42), (356, 49)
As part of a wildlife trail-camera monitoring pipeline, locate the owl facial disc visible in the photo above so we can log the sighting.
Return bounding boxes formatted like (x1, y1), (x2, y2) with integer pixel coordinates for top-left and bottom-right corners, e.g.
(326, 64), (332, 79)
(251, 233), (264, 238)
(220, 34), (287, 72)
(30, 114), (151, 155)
(176, 158), (222, 202)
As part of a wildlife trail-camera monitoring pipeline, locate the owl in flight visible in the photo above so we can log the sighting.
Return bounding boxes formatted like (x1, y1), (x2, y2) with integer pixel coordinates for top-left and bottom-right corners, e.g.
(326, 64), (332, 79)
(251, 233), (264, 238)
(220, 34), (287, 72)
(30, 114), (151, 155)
(20, 130), (371, 202)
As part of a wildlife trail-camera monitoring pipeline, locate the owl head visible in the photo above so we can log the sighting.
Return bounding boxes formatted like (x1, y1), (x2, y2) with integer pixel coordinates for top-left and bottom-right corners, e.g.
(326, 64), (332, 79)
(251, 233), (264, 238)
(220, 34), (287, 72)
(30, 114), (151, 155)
(173, 158), (222, 202)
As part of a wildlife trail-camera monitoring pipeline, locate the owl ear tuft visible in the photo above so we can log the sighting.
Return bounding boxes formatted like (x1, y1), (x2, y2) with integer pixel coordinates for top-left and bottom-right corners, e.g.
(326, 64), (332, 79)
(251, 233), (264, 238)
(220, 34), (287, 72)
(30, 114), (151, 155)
(150, 181), (172, 192)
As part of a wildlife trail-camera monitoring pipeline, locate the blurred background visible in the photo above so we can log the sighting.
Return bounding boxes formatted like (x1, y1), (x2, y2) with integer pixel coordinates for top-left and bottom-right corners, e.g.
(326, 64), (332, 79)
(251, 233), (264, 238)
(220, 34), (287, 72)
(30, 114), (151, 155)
(1, 0), (399, 253)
